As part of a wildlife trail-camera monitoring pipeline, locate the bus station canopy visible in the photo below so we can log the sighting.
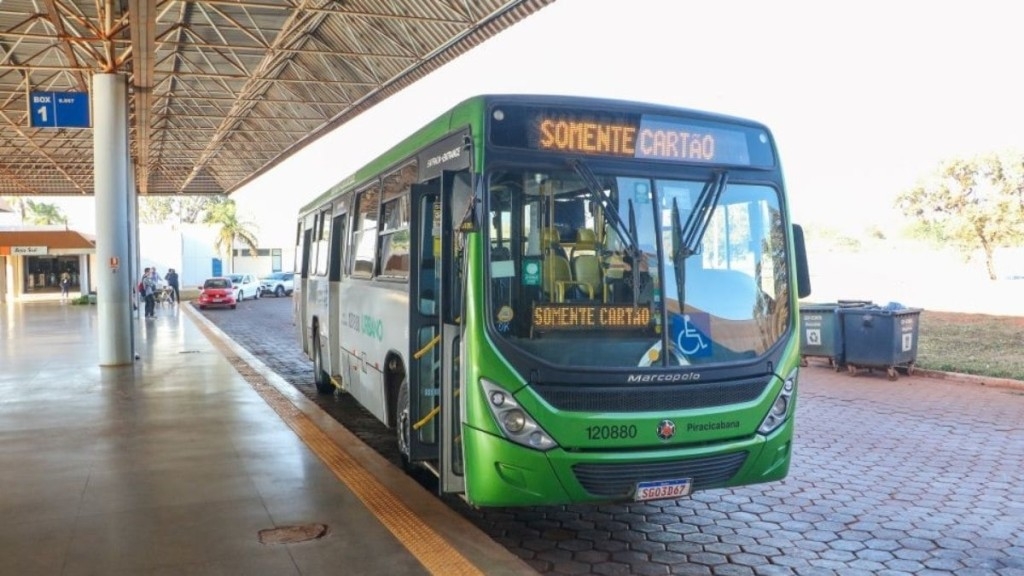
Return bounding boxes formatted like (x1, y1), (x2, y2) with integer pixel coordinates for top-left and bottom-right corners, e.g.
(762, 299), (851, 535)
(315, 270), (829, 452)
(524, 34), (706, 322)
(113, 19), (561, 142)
(0, 0), (552, 197)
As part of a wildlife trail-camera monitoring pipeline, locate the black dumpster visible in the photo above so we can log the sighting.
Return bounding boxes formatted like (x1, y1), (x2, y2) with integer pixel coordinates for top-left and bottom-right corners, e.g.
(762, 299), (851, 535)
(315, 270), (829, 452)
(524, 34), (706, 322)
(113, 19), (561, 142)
(839, 305), (922, 380)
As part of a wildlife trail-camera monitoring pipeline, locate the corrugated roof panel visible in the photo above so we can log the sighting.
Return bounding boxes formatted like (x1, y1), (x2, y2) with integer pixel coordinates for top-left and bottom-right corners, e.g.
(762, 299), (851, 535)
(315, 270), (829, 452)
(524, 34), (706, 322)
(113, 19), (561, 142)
(0, 0), (557, 196)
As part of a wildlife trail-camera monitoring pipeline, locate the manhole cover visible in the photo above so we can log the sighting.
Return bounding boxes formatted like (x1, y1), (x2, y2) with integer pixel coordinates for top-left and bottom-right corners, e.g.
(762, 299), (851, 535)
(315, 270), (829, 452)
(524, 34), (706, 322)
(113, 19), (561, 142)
(178, 350), (201, 354)
(258, 523), (328, 545)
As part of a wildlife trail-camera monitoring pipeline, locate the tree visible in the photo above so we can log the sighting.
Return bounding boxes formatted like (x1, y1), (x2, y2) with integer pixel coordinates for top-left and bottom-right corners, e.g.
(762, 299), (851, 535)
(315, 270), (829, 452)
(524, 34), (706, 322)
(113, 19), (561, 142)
(895, 151), (1024, 279)
(1, 196), (25, 221)
(203, 199), (259, 274)
(139, 195), (227, 224)
(22, 199), (68, 225)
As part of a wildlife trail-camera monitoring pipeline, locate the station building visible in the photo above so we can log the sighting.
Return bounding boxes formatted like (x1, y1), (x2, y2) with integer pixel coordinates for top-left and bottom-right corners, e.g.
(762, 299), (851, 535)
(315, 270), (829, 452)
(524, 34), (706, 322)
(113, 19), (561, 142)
(0, 225), (97, 303)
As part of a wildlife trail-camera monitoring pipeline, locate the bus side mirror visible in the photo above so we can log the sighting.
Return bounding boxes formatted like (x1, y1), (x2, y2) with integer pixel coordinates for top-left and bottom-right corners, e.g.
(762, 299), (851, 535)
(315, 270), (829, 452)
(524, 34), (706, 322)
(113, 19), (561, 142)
(793, 224), (811, 298)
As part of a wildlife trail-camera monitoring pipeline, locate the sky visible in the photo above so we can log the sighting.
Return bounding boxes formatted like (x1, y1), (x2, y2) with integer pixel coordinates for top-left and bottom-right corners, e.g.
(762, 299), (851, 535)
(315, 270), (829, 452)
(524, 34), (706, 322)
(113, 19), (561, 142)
(49, 0), (1024, 244)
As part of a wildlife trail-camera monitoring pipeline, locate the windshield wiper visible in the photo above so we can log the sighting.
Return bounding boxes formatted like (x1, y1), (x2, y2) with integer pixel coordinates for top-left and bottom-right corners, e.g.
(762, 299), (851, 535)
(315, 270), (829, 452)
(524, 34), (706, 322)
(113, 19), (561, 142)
(569, 158), (640, 258)
(682, 171), (728, 254)
(669, 171), (728, 355)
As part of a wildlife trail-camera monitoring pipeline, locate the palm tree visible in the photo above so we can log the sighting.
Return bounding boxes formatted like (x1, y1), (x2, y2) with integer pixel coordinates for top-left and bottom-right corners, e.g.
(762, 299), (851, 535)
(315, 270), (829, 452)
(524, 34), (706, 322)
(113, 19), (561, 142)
(203, 199), (259, 274)
(23, 199), (68, 225)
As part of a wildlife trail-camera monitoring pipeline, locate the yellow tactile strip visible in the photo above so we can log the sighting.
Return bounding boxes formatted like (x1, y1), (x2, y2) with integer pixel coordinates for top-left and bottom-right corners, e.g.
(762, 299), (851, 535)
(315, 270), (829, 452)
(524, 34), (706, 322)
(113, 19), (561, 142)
(194, 319), (483, 576)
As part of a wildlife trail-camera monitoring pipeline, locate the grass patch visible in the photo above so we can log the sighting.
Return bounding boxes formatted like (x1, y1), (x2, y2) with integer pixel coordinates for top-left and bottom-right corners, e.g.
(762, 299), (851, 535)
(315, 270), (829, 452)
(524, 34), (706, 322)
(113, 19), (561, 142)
(916, 311), (1024, 381)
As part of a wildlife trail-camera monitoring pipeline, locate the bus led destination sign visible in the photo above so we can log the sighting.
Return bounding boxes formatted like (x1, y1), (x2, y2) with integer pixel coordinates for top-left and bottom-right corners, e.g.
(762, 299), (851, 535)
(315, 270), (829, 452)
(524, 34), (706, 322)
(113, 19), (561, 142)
(536, 115), (752, 166)
(533, 304), (651, 330)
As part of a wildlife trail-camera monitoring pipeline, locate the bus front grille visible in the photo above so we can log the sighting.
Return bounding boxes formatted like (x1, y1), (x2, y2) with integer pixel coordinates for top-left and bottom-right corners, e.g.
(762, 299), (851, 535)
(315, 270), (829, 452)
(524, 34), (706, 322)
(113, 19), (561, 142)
(572, 452), (748, 498)
(534, 378), (768, 412)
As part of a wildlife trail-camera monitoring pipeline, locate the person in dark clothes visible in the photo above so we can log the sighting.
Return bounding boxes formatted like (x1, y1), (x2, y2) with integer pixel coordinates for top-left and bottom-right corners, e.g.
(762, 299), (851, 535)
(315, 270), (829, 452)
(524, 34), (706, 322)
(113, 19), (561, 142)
(165, 268), (180, 304)
(60, 271), (71, 300)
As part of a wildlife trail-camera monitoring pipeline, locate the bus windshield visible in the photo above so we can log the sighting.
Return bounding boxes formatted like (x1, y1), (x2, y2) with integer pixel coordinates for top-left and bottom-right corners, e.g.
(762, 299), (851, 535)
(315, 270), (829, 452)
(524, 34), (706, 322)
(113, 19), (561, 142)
(485, 168), (791, 368)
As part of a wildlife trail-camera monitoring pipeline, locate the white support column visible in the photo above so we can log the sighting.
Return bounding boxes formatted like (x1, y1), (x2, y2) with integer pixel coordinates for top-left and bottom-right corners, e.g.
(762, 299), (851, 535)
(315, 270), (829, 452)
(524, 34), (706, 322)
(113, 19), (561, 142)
(78, 254), (90, 297)
(93, 73), (132, 366)
(0, 256), (7, 303)
(130, 177), (141, 321)
(128, 162), (139, 359)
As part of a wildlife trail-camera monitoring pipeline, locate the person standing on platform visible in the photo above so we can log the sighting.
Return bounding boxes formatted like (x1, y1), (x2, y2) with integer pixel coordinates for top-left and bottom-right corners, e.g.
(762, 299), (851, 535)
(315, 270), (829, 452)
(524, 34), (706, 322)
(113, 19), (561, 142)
(142, 268), (157, 319)
(60, 270), (71, 300)
(165, 268), (180, 304)
(137, 267), (148, 310)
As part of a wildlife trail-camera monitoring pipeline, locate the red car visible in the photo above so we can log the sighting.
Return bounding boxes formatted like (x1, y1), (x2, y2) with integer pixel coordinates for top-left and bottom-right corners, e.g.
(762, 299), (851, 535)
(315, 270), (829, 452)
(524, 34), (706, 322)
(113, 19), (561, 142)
(197, 277), (237, 310)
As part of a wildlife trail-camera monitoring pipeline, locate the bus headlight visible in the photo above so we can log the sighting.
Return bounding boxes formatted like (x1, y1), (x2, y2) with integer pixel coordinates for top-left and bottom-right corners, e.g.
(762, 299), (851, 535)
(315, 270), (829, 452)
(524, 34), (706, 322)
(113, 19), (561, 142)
(758, 368), (797, 435)
(501, 410), (527, 433)
(482, 379), (557, 451)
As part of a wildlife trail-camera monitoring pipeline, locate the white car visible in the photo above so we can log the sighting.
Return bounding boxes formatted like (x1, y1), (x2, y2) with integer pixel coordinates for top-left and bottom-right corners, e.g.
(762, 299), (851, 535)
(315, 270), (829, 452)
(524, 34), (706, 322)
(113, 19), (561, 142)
(227, 273), (261, 301)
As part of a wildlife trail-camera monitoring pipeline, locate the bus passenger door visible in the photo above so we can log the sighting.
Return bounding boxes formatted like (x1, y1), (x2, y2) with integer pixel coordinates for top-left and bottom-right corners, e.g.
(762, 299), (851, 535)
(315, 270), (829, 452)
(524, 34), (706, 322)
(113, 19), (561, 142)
(408, 182), (442, 465)
(440, 171), (471, 494)
(327, 212), (346, 381)
(409, 171), (469, 494)
(296, 215), (314, 354)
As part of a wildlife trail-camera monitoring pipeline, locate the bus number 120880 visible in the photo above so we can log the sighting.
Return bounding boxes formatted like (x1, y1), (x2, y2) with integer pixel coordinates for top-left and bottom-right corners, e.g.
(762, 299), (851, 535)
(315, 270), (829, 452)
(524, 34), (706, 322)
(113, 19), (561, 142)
(586, 424), (638, 440)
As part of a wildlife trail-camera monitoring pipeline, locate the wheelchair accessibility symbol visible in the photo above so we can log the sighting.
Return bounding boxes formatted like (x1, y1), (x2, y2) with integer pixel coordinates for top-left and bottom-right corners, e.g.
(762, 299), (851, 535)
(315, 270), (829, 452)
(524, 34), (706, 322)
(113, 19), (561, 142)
(671, 313), (712, 357)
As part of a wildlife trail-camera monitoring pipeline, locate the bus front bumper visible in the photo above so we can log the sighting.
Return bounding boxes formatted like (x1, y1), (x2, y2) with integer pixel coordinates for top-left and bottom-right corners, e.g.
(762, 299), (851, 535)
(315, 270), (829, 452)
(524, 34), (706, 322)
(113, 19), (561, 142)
(460, 417), (793, 507)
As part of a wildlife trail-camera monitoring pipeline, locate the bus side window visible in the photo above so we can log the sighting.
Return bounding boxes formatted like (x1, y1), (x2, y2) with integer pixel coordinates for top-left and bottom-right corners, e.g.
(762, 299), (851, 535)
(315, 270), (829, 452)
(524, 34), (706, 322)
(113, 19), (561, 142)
(420, 259), (436, 316)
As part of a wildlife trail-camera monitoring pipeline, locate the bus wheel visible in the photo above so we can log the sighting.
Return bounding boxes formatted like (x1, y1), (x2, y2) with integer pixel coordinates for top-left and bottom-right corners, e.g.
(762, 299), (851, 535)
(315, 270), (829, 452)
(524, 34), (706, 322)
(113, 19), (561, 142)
(313, 332), (332, 394)
(396, 378), (413, 471)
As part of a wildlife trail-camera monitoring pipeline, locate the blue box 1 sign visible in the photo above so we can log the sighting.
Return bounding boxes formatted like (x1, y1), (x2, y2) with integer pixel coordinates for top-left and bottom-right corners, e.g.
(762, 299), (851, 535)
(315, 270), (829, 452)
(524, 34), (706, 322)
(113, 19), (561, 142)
(29, 91), (91, 128)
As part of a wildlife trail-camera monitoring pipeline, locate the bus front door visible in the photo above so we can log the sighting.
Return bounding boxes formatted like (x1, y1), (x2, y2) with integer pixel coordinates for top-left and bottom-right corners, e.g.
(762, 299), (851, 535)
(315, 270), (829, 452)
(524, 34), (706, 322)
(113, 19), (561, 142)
(409, 172), (468, 494)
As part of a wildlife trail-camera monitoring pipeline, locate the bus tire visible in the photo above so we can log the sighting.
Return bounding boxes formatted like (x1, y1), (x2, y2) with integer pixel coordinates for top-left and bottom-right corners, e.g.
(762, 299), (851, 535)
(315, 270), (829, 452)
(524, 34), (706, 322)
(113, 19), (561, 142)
(396, 378), (413, 471)
(313, 331), (332, 394)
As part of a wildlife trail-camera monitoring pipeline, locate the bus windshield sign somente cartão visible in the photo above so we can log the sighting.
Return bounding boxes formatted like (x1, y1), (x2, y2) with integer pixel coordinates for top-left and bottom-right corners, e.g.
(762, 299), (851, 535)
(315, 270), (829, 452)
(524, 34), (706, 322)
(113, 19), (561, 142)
(294, 94), (811, 507)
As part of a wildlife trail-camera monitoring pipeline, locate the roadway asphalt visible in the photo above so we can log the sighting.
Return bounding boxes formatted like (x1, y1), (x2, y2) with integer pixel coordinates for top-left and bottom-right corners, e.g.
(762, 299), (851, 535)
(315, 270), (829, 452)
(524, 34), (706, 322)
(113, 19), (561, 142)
(196, 296), (1024, 576)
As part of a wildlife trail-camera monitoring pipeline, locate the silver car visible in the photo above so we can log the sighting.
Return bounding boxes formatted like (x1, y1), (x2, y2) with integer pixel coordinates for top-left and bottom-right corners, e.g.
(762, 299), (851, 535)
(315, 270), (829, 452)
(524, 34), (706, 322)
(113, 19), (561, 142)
(259, 272), (294, 297)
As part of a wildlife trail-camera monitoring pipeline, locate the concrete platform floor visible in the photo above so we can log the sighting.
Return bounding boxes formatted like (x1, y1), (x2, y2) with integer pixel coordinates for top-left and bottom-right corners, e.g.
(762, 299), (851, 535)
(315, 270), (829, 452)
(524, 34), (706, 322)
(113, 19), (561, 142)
(0, 300), (533, 576)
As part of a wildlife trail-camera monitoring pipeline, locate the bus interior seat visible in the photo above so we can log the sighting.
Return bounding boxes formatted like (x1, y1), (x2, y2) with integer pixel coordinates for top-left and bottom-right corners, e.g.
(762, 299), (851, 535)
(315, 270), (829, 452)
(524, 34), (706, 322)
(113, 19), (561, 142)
(572, 228), (603, 301)
(536, 227), (594, 301)
(571, 228), (597, 258)
(542, 249), (572, 301)
(541, 228), (567, 259)
(542, 247), (593, 302)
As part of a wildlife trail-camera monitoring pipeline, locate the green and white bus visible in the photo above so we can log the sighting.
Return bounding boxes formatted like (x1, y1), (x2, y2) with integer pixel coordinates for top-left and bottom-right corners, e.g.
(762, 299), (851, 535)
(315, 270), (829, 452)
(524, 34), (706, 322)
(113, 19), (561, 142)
(294, 94), (811, 507)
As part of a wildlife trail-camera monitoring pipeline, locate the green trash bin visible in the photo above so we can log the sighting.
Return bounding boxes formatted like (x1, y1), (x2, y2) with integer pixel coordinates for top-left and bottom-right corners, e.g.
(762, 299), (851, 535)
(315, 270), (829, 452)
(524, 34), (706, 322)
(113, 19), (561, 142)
(799, 303), (843, 369)
(839, 306), (921, 380)
(799, 300), (872, 369)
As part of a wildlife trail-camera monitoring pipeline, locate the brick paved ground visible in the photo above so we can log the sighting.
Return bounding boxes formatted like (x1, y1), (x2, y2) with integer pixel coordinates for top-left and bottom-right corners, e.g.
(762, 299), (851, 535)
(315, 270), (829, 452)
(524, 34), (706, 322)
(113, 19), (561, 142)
(199, 297), (1024, 576)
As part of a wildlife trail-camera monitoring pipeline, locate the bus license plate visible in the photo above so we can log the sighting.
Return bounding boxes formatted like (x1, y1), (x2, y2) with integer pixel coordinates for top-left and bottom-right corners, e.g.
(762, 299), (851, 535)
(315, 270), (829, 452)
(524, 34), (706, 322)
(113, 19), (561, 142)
(635, 478), (692, 501)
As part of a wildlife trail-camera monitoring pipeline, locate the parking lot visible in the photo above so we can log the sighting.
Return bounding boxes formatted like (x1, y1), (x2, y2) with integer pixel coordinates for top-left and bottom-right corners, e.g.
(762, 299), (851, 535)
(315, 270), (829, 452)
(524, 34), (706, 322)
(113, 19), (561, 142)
(197, 297), (1024, 575)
